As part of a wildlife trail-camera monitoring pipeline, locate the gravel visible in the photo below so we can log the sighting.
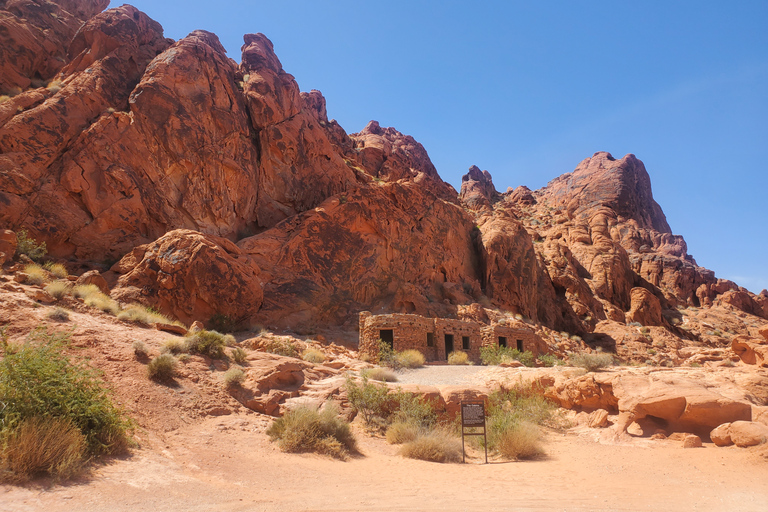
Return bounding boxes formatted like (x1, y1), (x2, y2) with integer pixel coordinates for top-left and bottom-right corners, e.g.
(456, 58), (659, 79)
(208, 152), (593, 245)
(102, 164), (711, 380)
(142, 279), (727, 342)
(392, 365), (494, 387)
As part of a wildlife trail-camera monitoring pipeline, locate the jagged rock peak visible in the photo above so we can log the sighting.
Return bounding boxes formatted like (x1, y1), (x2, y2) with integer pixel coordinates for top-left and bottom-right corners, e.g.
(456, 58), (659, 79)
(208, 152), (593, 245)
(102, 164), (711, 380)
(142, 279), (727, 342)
(459, 165), (499, 211)
(544, 151), (671, 233)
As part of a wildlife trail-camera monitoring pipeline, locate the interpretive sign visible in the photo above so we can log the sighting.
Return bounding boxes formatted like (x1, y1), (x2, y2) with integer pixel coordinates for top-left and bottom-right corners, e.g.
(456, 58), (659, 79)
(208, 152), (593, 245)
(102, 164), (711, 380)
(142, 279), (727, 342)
(460, 400), (487, 463)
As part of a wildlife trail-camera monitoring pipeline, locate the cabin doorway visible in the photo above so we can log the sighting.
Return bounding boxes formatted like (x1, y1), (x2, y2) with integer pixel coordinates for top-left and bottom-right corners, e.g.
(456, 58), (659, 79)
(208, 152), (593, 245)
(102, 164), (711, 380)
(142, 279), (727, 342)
(380, 329), (394, 349)
(444, 334), (454, 358)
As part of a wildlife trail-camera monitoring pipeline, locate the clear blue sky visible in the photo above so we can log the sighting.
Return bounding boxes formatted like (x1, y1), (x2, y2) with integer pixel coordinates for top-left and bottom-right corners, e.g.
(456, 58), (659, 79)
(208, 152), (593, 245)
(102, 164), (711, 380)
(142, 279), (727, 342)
(110, 1), (768, 293)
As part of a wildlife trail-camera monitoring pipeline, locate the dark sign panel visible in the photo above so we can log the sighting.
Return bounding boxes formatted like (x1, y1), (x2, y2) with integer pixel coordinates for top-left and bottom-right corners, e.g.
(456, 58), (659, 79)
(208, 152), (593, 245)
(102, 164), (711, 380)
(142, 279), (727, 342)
(461, 402), (485, 427)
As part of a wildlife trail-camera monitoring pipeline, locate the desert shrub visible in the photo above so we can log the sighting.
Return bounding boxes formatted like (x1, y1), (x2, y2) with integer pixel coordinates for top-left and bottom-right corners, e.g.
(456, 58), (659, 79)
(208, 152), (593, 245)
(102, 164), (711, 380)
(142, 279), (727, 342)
(487, 417), (544, 460)
(117, 304), (174, 326)
(569, 352), (614, 372)
(23, 264), (48, 285)
(481, 384), (557, 460)
(266, 404), (356, 460)
(46, 79), (63, 93)
(0, 328), (131, 462)
(302, 348), (326, 364)
(399, 429), (463, 463)
(132, 341), (148, 359)
(72, 283), (101, 299)
(360, 367), (398, 382)
(395, 349), (425, 369)
(184, 330), (227, 359)
(0, 417), (86, 482)
(15, 230), (47, 261)
(447, 350), (470, 365)
(537, 354), (564, 367)
(480, 345), (535, 367)
(345, 375), (390, 426)
(262, 336), (299, 358)
(208, 313), (239, 333)
(84, 292), (120, 316)
(161, 338), (187, 355)
(46, 307), (70, 322)
(43, 262), (68, 279)
(223, 367), (245, 387)
(44, 280), (71, 299)
(230, 347), (248, 364)
(390, 391), (437, 428)
(147, 354), (177, 381)
(386, 421), (420, 444)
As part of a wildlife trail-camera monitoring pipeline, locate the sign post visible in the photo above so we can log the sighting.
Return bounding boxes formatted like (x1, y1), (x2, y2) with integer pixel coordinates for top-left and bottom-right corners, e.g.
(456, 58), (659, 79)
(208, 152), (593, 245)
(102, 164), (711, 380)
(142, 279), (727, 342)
(460, 400), (488, 464)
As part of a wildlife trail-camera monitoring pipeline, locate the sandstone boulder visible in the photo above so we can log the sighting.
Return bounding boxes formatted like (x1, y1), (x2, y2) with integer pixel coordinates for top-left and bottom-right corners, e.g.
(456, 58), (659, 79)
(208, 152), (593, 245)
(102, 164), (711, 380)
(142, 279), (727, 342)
(626, 287), (663, 326)
(588, 409), (609, 428)
(112, 230), (263, 326)
(0, 230), (17, 260)
(439, 386), (490, 419)
(732, 336), (768, 367)
(710, 423), (733, 446)
(729, 421), (768, 447)
(75, 270), (109, 295)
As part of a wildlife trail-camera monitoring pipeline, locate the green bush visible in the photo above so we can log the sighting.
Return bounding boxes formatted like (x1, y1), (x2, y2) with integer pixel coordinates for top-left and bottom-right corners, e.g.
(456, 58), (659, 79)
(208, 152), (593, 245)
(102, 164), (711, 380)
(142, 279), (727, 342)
(537, 354), (564, 367)
(14, 230), (47, 262)
(480, 345), (535, 367)
(230, 347), (248, 364)
(147, 354), (177, 381)
(0, 328), (131, 462)
(223, 367), (245, 387)
(447, 351), (471, 365)
(267, 404), (356, 460)
(208, 313), (238, 333)
(345, 375), (390, 426)
(569, 352), (614, 372)
(360, 367), (398, 382)
(185, 330), (227, 359)
(390, 390), (437, 429)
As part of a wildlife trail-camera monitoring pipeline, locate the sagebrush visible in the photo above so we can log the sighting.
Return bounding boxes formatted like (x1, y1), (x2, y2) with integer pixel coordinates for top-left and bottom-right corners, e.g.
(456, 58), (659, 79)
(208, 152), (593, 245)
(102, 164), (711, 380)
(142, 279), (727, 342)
(267, 405), (356, 460)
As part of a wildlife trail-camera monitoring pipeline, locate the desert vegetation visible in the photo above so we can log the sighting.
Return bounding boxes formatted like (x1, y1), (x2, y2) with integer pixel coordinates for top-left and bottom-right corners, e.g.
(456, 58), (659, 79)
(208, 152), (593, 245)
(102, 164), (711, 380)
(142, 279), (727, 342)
(147, 353), (177, 381)
(377, 341), (425, 369)
(14, 230), (47, 261)
(480, 345), (535, 367)
(0, 328), (131, 481)
(447, 350), (471, 365)
(267, 404), (357, 460)
(569, 351), (615, 372)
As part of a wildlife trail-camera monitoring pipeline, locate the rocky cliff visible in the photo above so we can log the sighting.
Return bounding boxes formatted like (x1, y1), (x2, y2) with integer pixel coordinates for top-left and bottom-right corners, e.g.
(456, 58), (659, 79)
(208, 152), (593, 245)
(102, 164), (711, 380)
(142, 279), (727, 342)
(1, 2), (766, 364)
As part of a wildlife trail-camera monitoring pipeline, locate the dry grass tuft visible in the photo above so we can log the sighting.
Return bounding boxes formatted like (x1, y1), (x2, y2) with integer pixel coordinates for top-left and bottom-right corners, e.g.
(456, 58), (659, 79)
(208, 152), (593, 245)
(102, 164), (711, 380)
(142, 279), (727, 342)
(132, 341), (149, 359)
(569, 351), (614, 372)
(302, 348), (326, 364)
(117, 304), (175, 326)
(24, 264), (48, 285)
(223, 367), (245, 387)
(184, 330), (227, 359)
(161, 338), (187, 355)
(395, 349), (425, 369)
(44, 280), (71, 299)
(360, 367), (398, 382)
(385, 421), (419, 445)
(44, 263), (68, 279)
(399, 429), (463, 463)
(147, 354), (177, 381)
(72, 284), (101, 299)
(491, 420), (545, 460)
(46, 307), (70, 322)
(447, 350), (471, 365)
(267, 404), (356, 460)
(0, 417), (86, 482)
(84, 293), (120, 316)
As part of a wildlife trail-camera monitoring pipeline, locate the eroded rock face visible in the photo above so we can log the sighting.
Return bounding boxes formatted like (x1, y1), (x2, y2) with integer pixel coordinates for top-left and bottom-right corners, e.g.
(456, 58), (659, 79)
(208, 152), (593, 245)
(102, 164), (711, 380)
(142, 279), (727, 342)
(0, 0), (109, 93)
(112, 229), (263, 326)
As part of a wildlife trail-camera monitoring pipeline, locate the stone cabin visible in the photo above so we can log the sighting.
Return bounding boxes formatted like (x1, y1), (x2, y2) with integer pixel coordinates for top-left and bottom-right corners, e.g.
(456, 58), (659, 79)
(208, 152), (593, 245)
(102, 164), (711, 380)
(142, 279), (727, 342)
(359, 311), (544, 363)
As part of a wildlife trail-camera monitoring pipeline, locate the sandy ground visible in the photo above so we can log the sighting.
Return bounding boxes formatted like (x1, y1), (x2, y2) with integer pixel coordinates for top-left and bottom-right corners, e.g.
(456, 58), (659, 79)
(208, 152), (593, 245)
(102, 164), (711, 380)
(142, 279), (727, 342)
(3, 412), (767, 512)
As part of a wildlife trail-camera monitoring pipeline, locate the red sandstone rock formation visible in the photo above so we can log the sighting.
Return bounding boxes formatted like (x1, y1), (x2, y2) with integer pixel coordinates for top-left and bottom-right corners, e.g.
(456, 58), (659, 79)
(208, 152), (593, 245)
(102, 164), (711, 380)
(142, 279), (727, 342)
(1, 4), (766, 356)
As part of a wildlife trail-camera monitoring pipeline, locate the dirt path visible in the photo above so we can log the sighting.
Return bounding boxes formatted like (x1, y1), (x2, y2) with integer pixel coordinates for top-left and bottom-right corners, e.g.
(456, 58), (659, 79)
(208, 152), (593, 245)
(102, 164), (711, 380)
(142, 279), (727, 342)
(3, 413), (767, 512)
